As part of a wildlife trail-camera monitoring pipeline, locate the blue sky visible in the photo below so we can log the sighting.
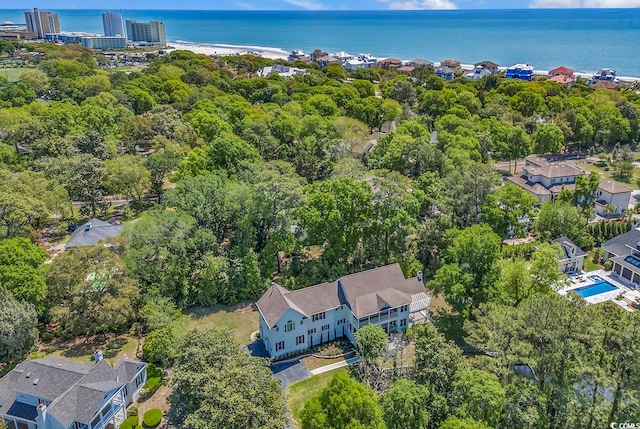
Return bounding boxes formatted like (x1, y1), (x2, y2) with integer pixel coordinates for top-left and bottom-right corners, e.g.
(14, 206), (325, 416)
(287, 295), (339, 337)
(4, 0), (640, 9)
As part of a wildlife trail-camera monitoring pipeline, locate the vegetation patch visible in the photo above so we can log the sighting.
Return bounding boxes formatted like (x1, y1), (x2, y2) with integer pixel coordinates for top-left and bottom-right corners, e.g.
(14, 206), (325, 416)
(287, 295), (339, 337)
(142, 409), (163, 428)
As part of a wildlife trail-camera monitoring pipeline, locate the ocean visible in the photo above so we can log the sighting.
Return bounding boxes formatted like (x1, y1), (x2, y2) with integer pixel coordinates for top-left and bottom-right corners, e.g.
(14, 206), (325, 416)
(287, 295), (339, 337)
(2, 9), (640, 76)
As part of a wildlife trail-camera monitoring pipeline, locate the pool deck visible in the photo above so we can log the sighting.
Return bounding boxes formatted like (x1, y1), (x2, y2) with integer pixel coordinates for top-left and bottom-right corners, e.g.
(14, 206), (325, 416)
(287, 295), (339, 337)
(558, 269), (633, 308)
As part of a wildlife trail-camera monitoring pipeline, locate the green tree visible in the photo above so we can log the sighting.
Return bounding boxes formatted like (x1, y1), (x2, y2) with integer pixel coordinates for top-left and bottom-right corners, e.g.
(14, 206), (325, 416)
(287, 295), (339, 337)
(482, 184), (537, 239)
(104, 155), (151, 203)
(0, 287), (38, 363)
(533, 123), (564, 154)
(380, 379), (431, 429)
(145, 149), (180, 197)
(0, 170), (69, 239)
(296, 178), (372, 265)
(451, 369), (505, 427)
(439, 416), (490, 429)
(300, 372), (385, 429)
(169, 329), (287, 429)
(353, 324), (388, 389)
(0, 238), (49, 316)
(47, 245), (140, 335)
(534, 201), (593, 248)
(414, 323), (463, 396)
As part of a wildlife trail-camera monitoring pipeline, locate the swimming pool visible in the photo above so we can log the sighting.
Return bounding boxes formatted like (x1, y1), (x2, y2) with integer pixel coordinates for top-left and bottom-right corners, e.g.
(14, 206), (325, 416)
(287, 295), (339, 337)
(573, 280), (619, 298)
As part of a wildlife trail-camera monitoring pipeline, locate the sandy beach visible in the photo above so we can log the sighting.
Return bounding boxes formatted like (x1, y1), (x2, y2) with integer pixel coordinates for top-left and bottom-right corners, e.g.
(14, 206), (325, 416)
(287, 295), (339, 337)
(167, 41), (288, 60)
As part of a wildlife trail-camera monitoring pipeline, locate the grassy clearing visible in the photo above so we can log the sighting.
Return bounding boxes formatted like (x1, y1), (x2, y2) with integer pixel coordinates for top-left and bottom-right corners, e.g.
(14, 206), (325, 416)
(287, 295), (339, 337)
(578, 161), (639, 190)
(286, 367), (348, 428)
(40, 333), (139, 365)
(0, 67), (34, 82)
(583, 255), (601, 272)
(182, 304), (259, 346)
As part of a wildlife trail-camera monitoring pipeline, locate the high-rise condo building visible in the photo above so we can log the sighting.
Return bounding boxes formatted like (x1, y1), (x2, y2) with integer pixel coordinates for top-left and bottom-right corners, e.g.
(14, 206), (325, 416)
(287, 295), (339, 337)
(125, 20), (166, 47)
(102, 11), (126, 37)
(24, 8), (60, 39)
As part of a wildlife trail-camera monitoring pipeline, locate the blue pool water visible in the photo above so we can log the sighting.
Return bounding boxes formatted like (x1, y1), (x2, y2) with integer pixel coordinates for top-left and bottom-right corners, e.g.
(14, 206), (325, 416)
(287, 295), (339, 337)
(574, 281), (618, 298)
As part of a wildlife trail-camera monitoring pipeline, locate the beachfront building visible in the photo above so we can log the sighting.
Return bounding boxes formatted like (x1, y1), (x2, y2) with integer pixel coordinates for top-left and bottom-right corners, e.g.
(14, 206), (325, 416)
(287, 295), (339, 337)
(0, 356), (147, 429)
(465, 66), (492, 80)
(125, 20), (166, 47)
(596, 179), (632, 217)
(378, 58), (403, 70)
(435, 66), (454, 81)
(474, 60), (499, 74)
(256, 264), (430, 359)
(343, 54), (378, 72)
(24, 8), (60, 39)
(505, 64), (534, 81)
(288, 49), (309, 63)
(408, 59), (434, 68)
(81, 36), (127, 50)
(587, 68), (619, 88)
(505, 158), (586, 203)
(440, 59), (461, 72)
(102, 11), (126, 37)
(554, 236), (586, 274)
(256, 64), (307, 78)
(548, 66), (575, 87)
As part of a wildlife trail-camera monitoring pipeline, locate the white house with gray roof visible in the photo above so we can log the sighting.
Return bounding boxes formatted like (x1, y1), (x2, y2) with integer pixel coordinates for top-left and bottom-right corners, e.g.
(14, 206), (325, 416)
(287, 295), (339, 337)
(553, 236), (586, 273)
(0, 356), (146, 429)
(595, 179), (632, 217)
(603, 227), (640, 289)
(256, 264), (430, 359)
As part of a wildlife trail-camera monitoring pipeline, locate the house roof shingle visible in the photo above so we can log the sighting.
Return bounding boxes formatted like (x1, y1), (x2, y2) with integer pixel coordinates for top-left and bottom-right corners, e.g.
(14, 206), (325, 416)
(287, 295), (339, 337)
(553, 236), (587, 259)
(525, 163), (585, 179)
(256, 264), (426, 326)
(603, 228), (640, 258)
(599, 179), (631, 194)
(0, 357), (145, 427)
(65, 219), (122, 249)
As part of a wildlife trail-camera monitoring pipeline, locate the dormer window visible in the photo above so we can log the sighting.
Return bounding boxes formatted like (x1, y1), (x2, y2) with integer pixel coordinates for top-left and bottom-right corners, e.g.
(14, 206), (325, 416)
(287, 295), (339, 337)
(285, 320), (295, 332)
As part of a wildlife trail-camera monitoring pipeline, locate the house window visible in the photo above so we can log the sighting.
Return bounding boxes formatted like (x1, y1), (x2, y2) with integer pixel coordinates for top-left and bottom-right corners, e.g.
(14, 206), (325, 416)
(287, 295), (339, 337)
(308, 328), (316, 335)
(135, 372), (145, 388)
(275, 341), (285, 351)
(400, 318), (407, 327)
(312, 312), (326, 322)
(322, 324), (330, 331)
(285, 320), (295, 332)
(296, 335), (305, 345)
(337, 319), (345, 325)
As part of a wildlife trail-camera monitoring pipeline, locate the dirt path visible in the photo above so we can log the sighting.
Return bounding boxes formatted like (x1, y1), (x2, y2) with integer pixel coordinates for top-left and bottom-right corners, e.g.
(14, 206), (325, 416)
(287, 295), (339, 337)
(137, 385), (172, 414)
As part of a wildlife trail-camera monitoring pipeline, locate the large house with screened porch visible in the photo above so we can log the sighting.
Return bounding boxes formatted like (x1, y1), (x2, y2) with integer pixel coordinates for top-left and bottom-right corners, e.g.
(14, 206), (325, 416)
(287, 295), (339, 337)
(0, 354), (146, 429)
(256, 264), (430, 359)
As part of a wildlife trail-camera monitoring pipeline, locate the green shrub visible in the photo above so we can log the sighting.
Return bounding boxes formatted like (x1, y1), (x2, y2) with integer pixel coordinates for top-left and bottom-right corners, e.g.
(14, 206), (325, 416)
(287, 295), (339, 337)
(143, 409), (163, 428)
(604, 261), (613, 271)
(127, 405), (139, 418)
(119, 416), (139, 429)
(140, 364), (163, 399)
(135, 426), (143, 429)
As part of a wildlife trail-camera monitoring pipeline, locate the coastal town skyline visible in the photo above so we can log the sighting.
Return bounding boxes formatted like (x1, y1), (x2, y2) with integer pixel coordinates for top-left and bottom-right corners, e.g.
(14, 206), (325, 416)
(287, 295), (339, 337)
(2, 0), (640, 10)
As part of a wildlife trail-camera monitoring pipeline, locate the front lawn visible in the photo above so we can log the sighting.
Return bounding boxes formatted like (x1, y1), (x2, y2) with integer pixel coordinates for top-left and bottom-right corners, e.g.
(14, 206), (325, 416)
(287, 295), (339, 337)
(583, 253), (601, 272)
(286, 367), (348, 429)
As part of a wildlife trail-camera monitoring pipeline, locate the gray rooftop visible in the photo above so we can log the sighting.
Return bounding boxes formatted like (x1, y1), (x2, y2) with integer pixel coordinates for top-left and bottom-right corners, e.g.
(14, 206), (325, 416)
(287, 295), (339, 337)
(0, 357), (145, 427)
(553, 236), (587, 259)
(256, 264), (426, 326)
(603, 228), (640, 258)
(599, 179), (631, 195)
(65, 218), (122, 249)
